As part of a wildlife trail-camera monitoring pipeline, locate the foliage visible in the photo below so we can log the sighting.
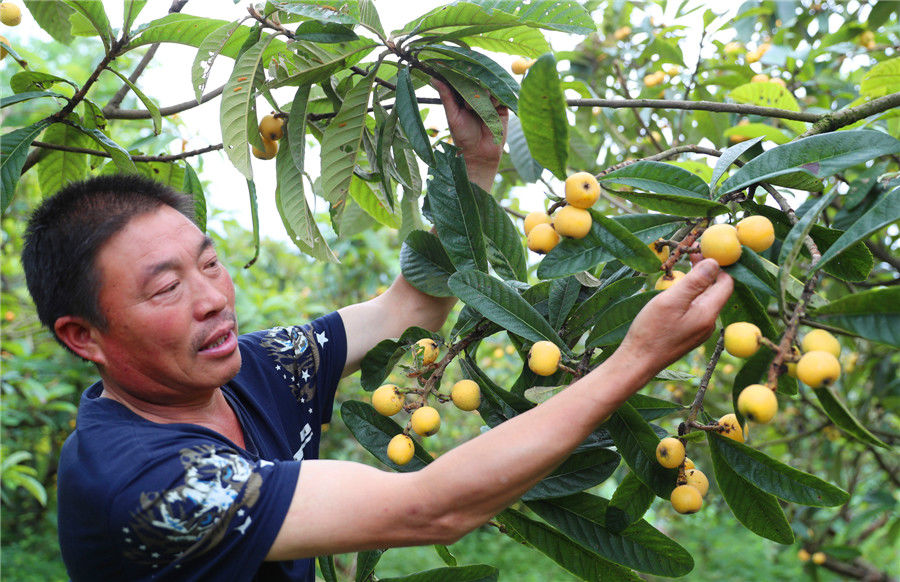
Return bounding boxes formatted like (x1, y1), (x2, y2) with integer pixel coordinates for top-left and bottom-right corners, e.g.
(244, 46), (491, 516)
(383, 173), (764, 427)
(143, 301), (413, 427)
(2, 1), (899, 581)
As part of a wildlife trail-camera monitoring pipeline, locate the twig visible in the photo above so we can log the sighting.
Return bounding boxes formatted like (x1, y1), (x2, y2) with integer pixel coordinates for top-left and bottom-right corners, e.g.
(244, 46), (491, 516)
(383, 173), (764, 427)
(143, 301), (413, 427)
(686, 330), (725, 426)
(768, 271), (824, 386)
(801, 91), (900, 137)
(31, 140), (223, 162)
(104, 84), (226, 119)
(565, 97), (819, 123)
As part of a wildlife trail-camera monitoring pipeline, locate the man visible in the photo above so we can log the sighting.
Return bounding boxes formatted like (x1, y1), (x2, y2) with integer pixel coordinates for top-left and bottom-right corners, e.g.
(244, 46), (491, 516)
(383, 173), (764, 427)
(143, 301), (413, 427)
(22, 83), (733, 580)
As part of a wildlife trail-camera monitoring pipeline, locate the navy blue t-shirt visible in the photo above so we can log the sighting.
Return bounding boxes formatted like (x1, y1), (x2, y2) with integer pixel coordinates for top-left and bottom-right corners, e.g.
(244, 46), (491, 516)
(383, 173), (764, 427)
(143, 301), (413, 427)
(57, 312), (347, 581)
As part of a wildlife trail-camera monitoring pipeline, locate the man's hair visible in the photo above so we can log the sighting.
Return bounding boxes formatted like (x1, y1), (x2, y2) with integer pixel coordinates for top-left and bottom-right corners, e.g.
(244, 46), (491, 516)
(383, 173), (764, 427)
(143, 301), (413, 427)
(22, 174), (197, 347)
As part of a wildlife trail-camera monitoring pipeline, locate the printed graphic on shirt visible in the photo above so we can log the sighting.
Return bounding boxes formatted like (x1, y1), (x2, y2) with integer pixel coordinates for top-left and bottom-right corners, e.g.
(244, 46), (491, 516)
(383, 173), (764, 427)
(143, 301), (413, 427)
(123, 445), (265, 567)
(258, 325), (323, 405)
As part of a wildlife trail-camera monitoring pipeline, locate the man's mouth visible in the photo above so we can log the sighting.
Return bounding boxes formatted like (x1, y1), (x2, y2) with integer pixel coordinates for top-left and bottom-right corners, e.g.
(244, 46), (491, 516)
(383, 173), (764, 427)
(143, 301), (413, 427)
(201, 333), (229, 351)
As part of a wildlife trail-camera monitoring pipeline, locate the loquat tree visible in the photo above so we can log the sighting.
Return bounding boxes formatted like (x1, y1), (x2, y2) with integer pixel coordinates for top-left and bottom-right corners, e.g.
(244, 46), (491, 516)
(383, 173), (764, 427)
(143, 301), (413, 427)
(2, 1), (898, 580)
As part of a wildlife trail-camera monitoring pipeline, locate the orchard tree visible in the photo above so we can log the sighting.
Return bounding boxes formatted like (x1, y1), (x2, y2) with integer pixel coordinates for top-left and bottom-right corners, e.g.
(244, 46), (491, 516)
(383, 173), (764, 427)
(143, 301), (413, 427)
(2, 1), (899, 581)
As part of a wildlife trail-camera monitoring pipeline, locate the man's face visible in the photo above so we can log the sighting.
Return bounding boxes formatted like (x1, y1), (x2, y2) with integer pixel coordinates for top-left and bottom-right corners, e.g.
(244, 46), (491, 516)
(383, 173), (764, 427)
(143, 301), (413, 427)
(90, 206), (241, 404)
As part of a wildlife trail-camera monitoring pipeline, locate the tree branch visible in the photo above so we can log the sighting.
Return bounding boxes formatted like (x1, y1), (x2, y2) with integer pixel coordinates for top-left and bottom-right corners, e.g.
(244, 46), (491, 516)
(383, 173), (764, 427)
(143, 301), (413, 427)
(801, 91), (900, 137)
(31, 140), (223, 162)
(103, 84), (226, 119)
(565, 97), (819, 123)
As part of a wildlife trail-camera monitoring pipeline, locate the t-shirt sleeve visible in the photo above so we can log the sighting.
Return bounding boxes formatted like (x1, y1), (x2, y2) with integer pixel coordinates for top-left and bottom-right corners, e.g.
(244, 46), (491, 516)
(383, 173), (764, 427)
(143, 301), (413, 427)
(109, 441), (301, 580)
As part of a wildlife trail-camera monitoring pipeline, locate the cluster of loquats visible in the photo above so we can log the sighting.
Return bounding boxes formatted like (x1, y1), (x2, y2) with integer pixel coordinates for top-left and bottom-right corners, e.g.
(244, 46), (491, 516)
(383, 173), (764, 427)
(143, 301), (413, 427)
(656, 438), (711, 514)
(699, 213), (775, 267)
(523, 171), (600, 256)
(373, 338), (482, 466)
(251, 114), (285, 160)
(0, 1), (22, 60)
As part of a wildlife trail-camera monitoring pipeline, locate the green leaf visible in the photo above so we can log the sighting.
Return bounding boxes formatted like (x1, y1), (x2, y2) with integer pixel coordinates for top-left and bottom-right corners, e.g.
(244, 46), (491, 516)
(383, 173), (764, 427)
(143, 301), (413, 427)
(36, 122), (91, 198)
(507, 114), (542, 182)
(3, 124), (52, 202)
(341, 400), (434, 471)
(586, 291), (659, 348)
(460, 25), (552, 59)
(471, 183), (527, 281)
(360, 327), (437, 390)
(708, 432), (850, 506)
(270, 0), (360, 25)
(355, 550), (382, 582)
(293, 20), (359, 43)
(521, 448), (620, 501)
(536, 227), (615, 279)
(395, 66), (435, 166)
(777, 191), (838, 313)
(548, 276), (580, 330)
(808, 287), (899, 347)
(710, 137), (764, 189)
(287, 84), (309, 175)
(400, 230), (456, 297)
(448, 270), (568, 353)
(723, 122), (792, 145)
(123, 0), (147, 32)
(23, 0), (75, 43)
(527, 493), (694, 576)
(860, 56), (900, 99)
(275, 131), (338, 262)
(591, 213), (663, 274)
(727, 248), (777, 297)
(816, 186), (899, 273)
(105, 68), (161, 135)
(192, 20), (242, 103)
(628, 393), (685, 421)
(518, 53), (568, 179)
(425, 56), (517, 114)
(719, 130), (900, 194)
(10, 71), (78, 94)
(460, 356), (533, 428)
(427, 146), (489, 272)
(350, 176), (399, 228)
(729, 82), (806, 134)
(357, 0), (384, 38)
(562, 277), (645, 341)
(600, 161), (729, 216)
(430, 62), (504, 144)
(433, 545), (457, 567)
(469, 0), (595, 34)
(62, 0), (113, 50)
(604, 403), (677, 498)
(244, 178), (261, 268)
(79, 127), (138, 174)
(320, 67), (377, 206)
(268, 40), (377, 88)
(707, 432), (795, 544)
(220, 35), (274, 179)
(812, 385), (890, 449)
(496, 509), (643, 582)
(318, 556), (337, 582)
(0, 91), (65, 108)
(378, 564), (499, 582)
(605, 471), (656, 533)
(181, 161), (207, 233)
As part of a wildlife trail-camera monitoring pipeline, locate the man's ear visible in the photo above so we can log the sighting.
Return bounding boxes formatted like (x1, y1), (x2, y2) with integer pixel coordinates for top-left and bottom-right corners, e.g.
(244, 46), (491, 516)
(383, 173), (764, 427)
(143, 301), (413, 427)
(54, 316), (106, 365)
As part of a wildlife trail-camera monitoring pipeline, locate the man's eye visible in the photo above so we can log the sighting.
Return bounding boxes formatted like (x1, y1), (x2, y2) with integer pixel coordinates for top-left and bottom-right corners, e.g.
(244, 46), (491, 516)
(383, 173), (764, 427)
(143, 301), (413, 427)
(156, 282), (179, 296)
(205, 258), (219, 269)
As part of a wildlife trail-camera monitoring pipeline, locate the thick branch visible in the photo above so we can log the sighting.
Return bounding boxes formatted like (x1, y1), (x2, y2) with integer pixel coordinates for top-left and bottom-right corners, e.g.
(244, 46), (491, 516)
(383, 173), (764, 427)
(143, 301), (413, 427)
(104, 84), (226, 119)
(31, 140), (223, 162)
(565, 97), (819, 123)
(801, 91), (900, 137)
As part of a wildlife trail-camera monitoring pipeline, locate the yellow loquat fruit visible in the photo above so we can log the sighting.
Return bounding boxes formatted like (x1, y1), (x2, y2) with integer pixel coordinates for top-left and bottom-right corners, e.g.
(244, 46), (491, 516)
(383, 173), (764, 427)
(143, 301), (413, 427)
(801, 329), (841, 359)
(700, 223), (742, 266)
(717, 413), (745, 442)
(528, 340), (561, 376)
(259, 114), (284, 141)
(655, 437), (686, 469)
(411, 405), (441, 436)
(683, 457), (695, 470)
(798, 549), (810, 562)
(751, 73), (770, 83)
(655, 270), (685, 290)
(387, 433), (415, 465)
(527, 222), (560, 254)
(523, 211), (552, 236)
(511, 57), (536, 75)
(564, 171), (601, 209)
(685, 468), (709, 496)
(735, 215), (775, 252)
(737, 384), (778, 424)
(670, 484), (703, 514)
(649, 239), (670, 263)
(415, 338), (439, 365)
(724, 322), (762, 358)
(612, 26), (631, 41)
(251, 137), (278, 160)
(0, 2), (21, 26)
(796, 350), (841, 388)
(812, 551), (826, 565)
(451, 379), (481, 411)
(553, 205), (592, 239)
(372, 384), (404, 416)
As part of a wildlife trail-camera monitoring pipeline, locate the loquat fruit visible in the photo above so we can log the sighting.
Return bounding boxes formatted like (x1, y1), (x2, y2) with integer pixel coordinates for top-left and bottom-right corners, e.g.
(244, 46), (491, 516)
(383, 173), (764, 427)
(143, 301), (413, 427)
(372, 384), (404, 416)
(451, 379), (481, 411)
(643, 70), (666, 87)
(785, 346), (801, 378)
(717, 413), (745, 442)
(0, 2), (21, 26)
(737, 384), (778, 424)
(751, 73), (770, 83)
(670, 484), (703, 514)
(553, 205), (592, 239)
(724, 321), (762, 358)
(564, 171), (601, 209)
(723, 41), (743, 55)
(700, 223), (742, 266)
(252, 137), (278, 160)
(683, 457), (695, 470)
(812, 551), (826, 565)
(612, 26), (631, 41)
(528, 340), (561, 376)
(649, 239), (670, 263)
(415, 338), (439, 365)
(685, 468), (709, 496)
(801, 329), (841, 359)
(411, 405), (441, 436)
(735, 215), (775, 253)
(655, 270), (685, 290)
(796, 350), (841, 388)
(0, 34), (8, 59)
(655, 437), (686, 469)
(527, 222), (560, 254)
(387, 433), (415, 465)
(259, 114), (284, 141)
(770, 77), (787, 88)
(511, 57), (535, 75)
(523, 210), (552, 236)
(798, 549), (810, 562)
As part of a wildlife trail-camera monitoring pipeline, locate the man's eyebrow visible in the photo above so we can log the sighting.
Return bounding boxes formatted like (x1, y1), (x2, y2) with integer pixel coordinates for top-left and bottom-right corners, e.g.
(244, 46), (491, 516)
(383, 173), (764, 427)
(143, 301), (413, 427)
(138, 235), (216, 289)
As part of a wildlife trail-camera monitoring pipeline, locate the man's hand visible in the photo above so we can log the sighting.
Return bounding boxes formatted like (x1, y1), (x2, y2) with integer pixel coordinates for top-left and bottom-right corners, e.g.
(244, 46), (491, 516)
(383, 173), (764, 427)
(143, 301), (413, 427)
(433, 79), (508, 191)
(617, 259), (734, 379)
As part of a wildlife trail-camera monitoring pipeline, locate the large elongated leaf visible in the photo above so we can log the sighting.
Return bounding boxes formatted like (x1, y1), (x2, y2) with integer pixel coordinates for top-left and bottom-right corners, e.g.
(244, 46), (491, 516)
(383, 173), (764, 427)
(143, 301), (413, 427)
(605, 471), (656, 534)
(506, 114), (542, 182)
(448, 270), (568, 352)
(586, 291), (659, 348)
(192, 20), (242, 103)
(400, 230), (456, 297)
(181, 161), (207, 232)
(710, 137), (764, 189)
(729, 82), (806, 134)
(427, 147), (489, 272)
(269, 39), (377, 88)
(341, 401), (433, 471)
(808, 287), (899, 347)
(471, 184), (527, 281)
(9, 71), (78, 94)
(62, 0), (112, 50)
(548, 276), (580, 330)
(778, 191), (838, 312)
(707, 432), (795, 544)
(105, 68), (161, 135)
(469, 0), (595, 34)
(360, 327), (437, 390)
(35, 123), (90, 198)
(527, 493), (694, 576)
(536, 227), (615, 279)
(78, 127), (138, 175)
(518, 53), (568, 179)
(604, 403), (677, 498)
(1, 120), (52, 211)
(0, 91), (65, 108)
(423, 55), (517, 113)
(600, 162), (729, 216)
(816, 186), (900, 272)
(220, 36), (274, 179)
(591, 213), (663, 274)
(23, 0), (75, 43)
(719, 130), (900, 194)
(562, 277), (645, 341)
(320, 68), (377, 204)
(522, 448), (620, 501)
(496, 509), (643, 582)
(379, 565), (499, 582)
(395, 66), (435, 166)
(431, 62), (504, 144)
(275, 132), (338, 262)
(812, 385), (890, 448)
(708, 433), (849, 506)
